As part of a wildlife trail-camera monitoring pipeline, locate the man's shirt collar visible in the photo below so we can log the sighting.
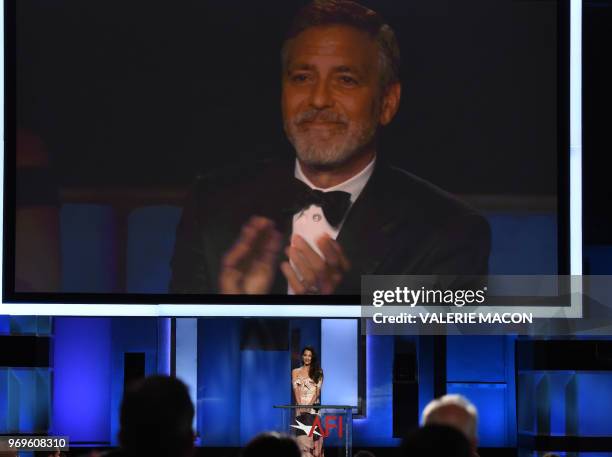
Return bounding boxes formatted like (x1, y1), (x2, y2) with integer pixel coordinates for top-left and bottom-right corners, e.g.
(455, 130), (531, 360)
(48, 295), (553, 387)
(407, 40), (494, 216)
(294, 156), (376, 204)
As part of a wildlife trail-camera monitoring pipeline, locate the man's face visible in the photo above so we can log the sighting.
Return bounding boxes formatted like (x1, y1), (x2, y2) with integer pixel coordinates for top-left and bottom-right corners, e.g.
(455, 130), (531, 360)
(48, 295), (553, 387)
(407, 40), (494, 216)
(282, 25), (386, 168)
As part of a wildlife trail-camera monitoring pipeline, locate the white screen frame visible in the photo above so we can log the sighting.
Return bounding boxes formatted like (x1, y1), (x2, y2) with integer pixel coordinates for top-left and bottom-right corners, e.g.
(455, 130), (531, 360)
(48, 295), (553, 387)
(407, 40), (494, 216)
(0, 0), (582, 318)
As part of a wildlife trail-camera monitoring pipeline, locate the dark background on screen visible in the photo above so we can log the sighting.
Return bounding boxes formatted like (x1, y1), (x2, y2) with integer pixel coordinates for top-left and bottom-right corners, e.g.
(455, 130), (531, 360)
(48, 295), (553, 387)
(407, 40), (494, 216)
(16, 0), (557, 196)
(584, 2), (612, 245)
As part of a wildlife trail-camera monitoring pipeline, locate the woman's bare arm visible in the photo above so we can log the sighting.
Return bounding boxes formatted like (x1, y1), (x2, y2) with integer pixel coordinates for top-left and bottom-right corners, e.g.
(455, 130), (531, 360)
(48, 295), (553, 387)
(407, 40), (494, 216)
(315, 374), (323, 404)
(292, 369), (302, 404)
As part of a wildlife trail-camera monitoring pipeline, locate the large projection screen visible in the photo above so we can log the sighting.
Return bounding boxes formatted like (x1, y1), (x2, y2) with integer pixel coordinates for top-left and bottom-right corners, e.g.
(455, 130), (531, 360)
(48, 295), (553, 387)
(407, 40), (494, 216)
(0, 0), (582, 317)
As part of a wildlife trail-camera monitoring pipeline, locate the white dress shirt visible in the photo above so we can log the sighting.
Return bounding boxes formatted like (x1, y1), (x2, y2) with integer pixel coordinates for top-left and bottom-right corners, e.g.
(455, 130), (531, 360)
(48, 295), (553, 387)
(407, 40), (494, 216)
(288, 158), (375, 293)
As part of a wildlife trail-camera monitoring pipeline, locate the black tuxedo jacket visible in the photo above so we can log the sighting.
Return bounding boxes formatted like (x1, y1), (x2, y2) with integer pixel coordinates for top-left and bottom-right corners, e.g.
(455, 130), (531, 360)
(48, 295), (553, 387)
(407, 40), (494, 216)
(169, 159), (491, 294)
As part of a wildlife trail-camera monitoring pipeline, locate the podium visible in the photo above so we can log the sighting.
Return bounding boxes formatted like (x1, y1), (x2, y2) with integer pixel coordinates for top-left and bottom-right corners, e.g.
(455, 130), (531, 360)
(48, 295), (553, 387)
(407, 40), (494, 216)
(273, 405), (356, 457)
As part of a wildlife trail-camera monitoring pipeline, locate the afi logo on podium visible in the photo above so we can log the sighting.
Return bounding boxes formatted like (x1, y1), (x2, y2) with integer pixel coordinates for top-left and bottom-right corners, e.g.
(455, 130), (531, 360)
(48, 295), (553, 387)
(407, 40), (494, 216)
(292, 416), (344, 438)
(311, 416), (343, 438)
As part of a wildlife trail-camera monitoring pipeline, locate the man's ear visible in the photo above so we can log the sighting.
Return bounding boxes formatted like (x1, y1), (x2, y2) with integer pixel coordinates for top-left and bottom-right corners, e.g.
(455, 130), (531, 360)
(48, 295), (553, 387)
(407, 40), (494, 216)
(379, 82), (401, 126)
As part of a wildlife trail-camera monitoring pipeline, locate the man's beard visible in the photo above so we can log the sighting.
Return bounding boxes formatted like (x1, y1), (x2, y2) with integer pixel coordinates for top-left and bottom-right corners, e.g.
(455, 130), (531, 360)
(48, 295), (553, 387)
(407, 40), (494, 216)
(284, 107), (379, 168)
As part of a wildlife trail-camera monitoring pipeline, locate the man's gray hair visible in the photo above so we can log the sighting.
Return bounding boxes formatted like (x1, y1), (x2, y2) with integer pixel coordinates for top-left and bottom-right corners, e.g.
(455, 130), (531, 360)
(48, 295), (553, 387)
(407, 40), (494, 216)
(421, 394), (479, 441)
(281, 0), (400, 90)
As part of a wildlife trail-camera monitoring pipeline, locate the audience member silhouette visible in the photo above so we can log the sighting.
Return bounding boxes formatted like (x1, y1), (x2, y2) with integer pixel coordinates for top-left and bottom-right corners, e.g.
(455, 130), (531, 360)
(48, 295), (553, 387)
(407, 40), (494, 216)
(242, 432), (301, 457)
(119, 376), (195, 457)
(421, 394), (479, 457)
(354, 450), (376, 457)
(400, 424), (471, 457)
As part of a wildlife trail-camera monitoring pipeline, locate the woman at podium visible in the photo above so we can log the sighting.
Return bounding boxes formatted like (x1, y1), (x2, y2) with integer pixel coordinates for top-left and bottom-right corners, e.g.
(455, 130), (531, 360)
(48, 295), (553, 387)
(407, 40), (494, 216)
(292, 346), (324, 457)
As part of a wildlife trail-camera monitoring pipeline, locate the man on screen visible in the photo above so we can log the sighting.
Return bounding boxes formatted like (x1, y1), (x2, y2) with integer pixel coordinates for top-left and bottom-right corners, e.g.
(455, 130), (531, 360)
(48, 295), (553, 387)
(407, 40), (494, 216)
(170, 0), (490, 295)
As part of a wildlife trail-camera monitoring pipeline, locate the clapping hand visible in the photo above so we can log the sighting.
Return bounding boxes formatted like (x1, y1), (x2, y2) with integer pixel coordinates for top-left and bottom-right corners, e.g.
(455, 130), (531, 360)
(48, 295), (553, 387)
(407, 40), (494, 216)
(281, 234), (351, 295)
(219, 216), (282, 294)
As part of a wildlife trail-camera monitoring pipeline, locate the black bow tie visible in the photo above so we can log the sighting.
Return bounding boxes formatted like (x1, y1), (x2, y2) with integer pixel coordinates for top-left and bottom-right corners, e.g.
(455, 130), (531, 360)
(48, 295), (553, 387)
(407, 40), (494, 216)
(288, 179), (352, 227)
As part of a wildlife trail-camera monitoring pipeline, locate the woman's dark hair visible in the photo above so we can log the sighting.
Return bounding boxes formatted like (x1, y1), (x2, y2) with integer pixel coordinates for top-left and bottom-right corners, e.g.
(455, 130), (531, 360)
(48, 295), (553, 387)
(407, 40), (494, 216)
(302, 346), (323, 384)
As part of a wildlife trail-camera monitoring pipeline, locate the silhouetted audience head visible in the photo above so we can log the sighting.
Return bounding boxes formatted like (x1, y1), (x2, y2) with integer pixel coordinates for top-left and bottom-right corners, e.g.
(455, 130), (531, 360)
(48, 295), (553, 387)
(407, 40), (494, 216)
(354, 451), (377, 457)
(34, 452), (61, 457)
(0, 452), (18, 457)
(401, 425), (471, 457)
(242, 432), (301, 457)
(543, 454), (561, 457)
(119, 376), (194, 457)
(421, 394), (479, 455)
